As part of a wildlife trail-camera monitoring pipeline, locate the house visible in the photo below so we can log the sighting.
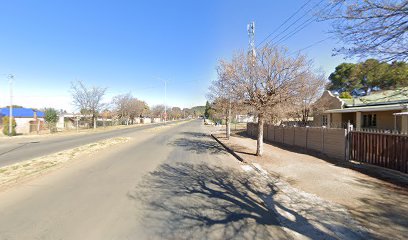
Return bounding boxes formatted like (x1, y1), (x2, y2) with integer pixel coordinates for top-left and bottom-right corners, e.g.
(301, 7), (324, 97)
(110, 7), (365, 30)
(57, 113), (83, 130)
(313, 88), (408, 133)
(235, 114), (256, 123)
(0, 108), (45, 134)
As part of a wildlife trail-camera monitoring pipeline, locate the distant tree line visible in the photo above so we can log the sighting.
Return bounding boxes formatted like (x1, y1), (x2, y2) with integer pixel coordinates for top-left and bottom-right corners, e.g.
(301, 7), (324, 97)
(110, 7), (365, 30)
(68, 80), (201, 128)
(328, 59), (408, 92)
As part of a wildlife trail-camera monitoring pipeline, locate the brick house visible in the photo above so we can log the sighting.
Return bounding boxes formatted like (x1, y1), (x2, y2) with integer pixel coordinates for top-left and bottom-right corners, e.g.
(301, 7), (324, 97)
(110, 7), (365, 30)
(313, 88), (408, 133)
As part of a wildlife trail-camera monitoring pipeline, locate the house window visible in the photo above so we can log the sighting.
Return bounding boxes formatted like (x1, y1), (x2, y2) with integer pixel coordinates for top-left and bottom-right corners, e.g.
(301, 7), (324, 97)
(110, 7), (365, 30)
(363, 114), (376, 127)
(372, 114), (377, 126)
(322, 115), (328, 126)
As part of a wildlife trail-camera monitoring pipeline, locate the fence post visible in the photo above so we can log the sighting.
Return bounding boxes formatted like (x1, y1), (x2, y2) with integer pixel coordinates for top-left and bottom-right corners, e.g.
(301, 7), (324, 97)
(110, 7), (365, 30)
(345, 121), (352, 161)
(37, 120), (40, 134)
(274, 126), (276, 141)
(305, 126), (309, 151)
(283, 126), (285, 144)
(321, 127), (324, 153)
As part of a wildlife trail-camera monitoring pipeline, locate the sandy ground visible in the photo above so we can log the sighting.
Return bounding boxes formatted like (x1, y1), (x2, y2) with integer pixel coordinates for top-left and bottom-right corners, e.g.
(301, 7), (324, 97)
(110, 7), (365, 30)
(213, 130), (408, 240)
(0, 137), (130, 191)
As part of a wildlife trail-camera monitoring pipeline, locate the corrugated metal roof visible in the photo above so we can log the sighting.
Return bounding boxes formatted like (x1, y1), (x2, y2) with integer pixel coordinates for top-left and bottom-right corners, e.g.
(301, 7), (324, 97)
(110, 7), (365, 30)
(324, 104), (405, 113)
(340, 87), (408, 107)
(0, 108), (44, 118)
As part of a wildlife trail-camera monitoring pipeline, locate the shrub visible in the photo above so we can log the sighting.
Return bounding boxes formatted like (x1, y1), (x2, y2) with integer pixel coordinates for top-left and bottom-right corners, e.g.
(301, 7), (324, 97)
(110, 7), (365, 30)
(2, 117), (17, 136)
(44, 108), (59, 133)
(339, 91), (353, 99)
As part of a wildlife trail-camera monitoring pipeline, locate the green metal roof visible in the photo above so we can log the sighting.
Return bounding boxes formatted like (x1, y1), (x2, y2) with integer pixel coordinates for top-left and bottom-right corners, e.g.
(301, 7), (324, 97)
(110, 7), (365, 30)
(325, 104), (406, 113)
(340, 87), (408, 107)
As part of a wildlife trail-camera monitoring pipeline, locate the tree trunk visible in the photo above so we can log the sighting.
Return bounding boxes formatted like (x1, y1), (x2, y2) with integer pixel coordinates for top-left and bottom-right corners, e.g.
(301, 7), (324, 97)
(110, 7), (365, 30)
(93, 116), (96, 129)
(226, 105), (231, 140)
(256, 113), (264, 156)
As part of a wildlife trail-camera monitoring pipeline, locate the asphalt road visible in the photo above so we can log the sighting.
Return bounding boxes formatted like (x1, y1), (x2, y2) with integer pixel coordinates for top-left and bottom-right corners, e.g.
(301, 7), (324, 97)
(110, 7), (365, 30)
(0, 120), (366, 239)
(0, 122), (172, 168)
(0, 120), (270, 239)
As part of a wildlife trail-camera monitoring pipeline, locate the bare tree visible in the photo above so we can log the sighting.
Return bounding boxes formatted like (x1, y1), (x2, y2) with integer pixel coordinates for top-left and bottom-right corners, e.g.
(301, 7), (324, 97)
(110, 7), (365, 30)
(322, 0), (408, 61)
(151, 105), (166, 119)
(230, 46), (315, 156)
(169, 107), (182, 120)
(112, 93), (133, 125)
(208, 60), (242, 139)
(290, 71), (326, 125)
(112, 94), (150, 124)
(71, 81), (106, 129)
(129, 98), (149, 121)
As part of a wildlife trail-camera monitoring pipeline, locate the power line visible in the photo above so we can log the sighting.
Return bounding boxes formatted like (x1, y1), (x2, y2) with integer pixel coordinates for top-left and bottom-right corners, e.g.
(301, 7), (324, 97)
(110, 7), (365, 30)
(289, 36), (332, 56)
(264, 2), (320, 47)
(268, 0), (328, 47)
(257, 0), (313, 47)
(259, 0), (327, 49)
(269, 15), (317, 48)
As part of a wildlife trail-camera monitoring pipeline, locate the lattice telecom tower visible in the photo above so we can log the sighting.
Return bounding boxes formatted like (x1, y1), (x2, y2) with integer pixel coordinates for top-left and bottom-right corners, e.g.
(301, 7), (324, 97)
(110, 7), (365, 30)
(247, 21), (256, 58)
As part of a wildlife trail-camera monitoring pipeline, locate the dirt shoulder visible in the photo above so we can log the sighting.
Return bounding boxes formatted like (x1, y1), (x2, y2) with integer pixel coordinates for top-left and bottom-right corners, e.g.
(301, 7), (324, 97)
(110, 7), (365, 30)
(212, 131), (408, 240)
(0, 137), (130, 192)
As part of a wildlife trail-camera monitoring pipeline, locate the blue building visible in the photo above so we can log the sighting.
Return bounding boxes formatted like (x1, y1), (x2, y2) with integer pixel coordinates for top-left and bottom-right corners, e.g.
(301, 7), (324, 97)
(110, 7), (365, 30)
(0, 108), (44, 118)
(0, 108), (45, 134)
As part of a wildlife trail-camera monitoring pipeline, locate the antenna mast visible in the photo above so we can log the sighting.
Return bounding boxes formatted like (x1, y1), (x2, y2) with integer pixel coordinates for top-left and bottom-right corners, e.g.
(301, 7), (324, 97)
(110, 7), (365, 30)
(247, 21), (256, 58)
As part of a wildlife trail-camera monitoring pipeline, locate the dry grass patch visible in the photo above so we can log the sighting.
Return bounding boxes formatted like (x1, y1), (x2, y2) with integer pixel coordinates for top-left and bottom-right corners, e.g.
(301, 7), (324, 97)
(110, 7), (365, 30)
(0, 137), (130, 190)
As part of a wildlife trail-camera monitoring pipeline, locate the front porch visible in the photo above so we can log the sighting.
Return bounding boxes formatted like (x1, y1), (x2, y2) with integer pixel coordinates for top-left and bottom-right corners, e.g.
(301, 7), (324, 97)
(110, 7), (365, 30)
(323, 104), (408, 133)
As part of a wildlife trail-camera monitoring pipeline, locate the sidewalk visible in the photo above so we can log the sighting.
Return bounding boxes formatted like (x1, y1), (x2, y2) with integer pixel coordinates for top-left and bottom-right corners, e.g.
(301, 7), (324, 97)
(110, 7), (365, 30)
(213, 131), (408, 240)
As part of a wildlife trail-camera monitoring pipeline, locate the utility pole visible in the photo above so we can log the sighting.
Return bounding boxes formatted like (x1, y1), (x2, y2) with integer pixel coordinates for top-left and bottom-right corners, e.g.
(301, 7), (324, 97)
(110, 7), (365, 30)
(8, 74), (14, 137)
(164, 79), (167, 124)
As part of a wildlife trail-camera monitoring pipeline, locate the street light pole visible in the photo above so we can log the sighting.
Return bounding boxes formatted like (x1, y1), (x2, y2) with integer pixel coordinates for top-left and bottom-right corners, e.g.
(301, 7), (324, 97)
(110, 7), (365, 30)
(164, 79), (167, 124)
(157, 77), (168, 124)
(8, 74), (14, 137)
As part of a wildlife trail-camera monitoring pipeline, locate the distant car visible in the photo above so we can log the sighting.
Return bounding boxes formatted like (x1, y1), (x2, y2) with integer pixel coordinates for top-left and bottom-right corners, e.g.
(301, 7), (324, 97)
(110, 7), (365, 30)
(372, 86), (381, 91)
(331, 90), (340, 96)
(351, 88), (366, 97)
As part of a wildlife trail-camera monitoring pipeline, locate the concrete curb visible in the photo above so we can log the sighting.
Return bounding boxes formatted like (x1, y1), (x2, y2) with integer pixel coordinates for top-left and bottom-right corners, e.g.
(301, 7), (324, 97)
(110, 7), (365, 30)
(211, 133), (246, 163)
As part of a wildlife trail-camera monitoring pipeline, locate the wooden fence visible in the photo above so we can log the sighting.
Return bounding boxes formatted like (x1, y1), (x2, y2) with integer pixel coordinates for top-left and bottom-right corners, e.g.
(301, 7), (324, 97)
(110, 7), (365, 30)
(349, 131), (408, 173)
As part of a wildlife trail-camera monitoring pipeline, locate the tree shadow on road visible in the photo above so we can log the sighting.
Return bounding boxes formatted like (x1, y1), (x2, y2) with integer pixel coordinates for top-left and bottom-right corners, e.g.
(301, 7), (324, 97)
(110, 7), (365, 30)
(168, 132), (227, 155)
(179, 132), (208, 139)
(129, 162), (363, 240)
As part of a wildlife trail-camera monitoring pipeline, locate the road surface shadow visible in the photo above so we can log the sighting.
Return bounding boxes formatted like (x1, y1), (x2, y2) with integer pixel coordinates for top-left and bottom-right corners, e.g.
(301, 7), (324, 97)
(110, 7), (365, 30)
(179, 132), (208, 139)
(129, 163), (355, 240)
(0, 141), (40, 157)
(168, 132), (227, 155)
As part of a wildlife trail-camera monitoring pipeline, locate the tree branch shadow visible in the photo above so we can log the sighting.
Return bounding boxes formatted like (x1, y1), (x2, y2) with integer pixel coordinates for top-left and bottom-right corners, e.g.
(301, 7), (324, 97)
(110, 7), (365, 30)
(168, 132), (227, 155)
(129, 162), (365, 239)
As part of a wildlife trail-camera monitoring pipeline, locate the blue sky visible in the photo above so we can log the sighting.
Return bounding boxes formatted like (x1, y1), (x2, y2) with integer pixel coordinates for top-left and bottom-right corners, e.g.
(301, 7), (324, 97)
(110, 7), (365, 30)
(0, 0), (348, 112)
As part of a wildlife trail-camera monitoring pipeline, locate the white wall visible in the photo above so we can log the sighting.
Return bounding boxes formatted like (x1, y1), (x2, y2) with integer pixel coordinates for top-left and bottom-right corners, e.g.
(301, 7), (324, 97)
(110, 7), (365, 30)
(15, 118), (44, 134)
